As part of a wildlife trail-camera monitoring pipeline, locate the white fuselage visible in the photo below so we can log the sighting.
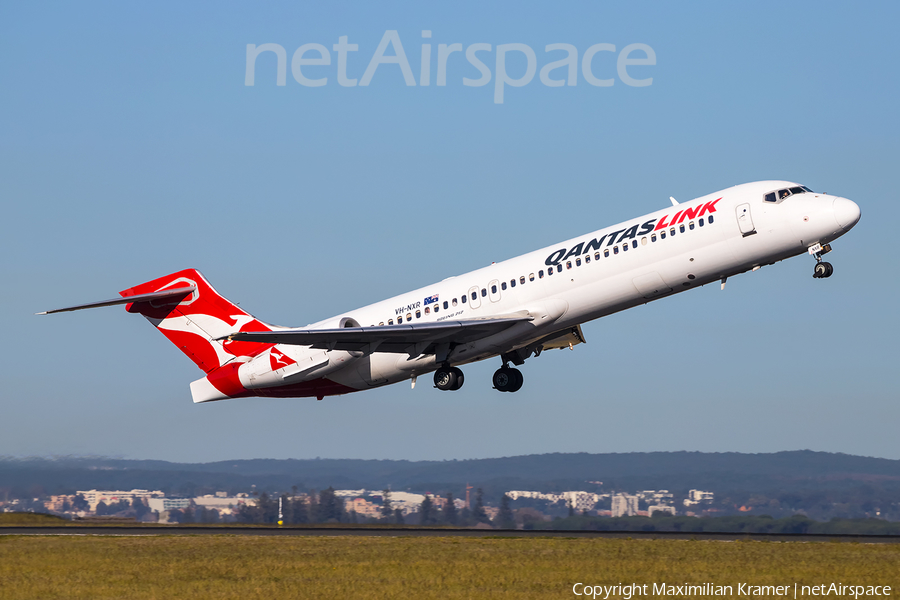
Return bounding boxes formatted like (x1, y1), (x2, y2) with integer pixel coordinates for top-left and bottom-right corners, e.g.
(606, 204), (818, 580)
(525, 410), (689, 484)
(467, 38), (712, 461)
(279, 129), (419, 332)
(236, 180), (859, 396)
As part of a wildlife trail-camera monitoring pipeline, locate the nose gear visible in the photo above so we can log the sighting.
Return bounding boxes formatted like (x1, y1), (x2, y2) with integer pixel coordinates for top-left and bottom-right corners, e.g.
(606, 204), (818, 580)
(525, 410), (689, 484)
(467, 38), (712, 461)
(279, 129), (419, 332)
(808, 242), (834, 279)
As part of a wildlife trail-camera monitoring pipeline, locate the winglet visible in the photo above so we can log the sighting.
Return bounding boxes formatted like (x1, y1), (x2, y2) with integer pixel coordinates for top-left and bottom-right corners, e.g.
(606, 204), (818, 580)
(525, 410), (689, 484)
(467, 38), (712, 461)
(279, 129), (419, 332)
(37, 286), (196, 315)
(669, 196), (679, 206)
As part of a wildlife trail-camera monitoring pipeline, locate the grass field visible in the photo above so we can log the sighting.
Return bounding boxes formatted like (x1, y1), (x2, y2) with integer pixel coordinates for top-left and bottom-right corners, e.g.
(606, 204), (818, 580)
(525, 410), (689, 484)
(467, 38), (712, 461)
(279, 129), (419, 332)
(1, 535), (898, 599)
(0, 512), (69, 525)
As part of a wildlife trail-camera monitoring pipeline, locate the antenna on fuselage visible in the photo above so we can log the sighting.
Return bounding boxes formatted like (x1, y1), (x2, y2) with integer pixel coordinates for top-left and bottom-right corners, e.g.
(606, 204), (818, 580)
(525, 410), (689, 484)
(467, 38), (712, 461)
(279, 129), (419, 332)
(669, 196), (679, 206)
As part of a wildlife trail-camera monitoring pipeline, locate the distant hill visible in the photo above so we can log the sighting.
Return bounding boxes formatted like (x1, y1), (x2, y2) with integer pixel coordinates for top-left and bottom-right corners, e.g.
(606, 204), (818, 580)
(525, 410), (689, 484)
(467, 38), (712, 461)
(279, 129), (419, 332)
(3, 451), (900, 501)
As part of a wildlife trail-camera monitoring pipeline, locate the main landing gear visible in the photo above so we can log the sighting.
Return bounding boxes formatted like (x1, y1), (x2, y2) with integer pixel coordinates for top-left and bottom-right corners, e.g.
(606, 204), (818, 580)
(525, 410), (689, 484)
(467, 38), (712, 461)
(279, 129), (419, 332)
(433, 366), (464, 391)
(492, 365), (524, 393)
(809, 242), (834, 279)
(432, 363), (525, 393)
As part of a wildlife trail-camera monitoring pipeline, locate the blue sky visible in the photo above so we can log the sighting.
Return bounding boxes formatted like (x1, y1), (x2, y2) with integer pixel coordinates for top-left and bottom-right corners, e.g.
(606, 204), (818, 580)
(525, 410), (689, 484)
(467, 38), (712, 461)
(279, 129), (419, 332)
(2, 1), (898, 462)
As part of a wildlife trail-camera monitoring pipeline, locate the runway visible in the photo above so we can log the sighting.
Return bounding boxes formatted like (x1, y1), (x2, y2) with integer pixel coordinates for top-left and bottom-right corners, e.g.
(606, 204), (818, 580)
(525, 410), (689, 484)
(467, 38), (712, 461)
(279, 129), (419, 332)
(3, 526), (900, 543)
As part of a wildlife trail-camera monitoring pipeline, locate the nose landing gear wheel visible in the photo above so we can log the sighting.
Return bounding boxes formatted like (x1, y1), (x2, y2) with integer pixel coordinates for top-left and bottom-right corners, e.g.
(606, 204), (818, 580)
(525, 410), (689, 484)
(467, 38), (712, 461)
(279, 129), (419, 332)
(434, 366), (464, 391)
(493, 367), (524, 392)
(813, 261), (833, 278)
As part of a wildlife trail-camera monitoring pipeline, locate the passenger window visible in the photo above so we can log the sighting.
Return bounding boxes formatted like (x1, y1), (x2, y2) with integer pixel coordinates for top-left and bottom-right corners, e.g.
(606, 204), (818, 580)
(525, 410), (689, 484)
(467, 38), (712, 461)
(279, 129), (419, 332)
(481, 288), (487, 297)
(424, 306), (430, 315)
(434, 305), (439, 313)
(538, 270), (544, 278)
(632, 240), (638, 248)
(510, 279), (515, 288)
(622, 244), (628, 252)
(501, 282), (506, 291)
(679, 224), (685, 233)
(406, 313), (412, 321)
(461, 296), (466, 304)
(765, 192), (776, 203)
(548, 267), (554, 276)
(566, 261), (572, 269)
(651, 233), (657, 242)
(471, 291), (477, 301)
(660, 230), (666, 239)
(443, 300), (449, 309)
(491, 284), (498, 293)
(604, 249), (609, 257)
(452, 298), (458, 306)
(415, 310), (421, 319)
(689, 221), (695, 230)
(594, 252), (601, 260)
(585, 255), (591, 263)
(641, 237), (647, 245)
(614, 246), (619, 255)
(576, 258), (582, 266)
(670, 227), (676, 236)
(379, 321), (384, 326)
(556, 264), (562, 273)
(388, 319), (393, 325)
(699, 218), (704, 227)
(709, 215), (714, 224)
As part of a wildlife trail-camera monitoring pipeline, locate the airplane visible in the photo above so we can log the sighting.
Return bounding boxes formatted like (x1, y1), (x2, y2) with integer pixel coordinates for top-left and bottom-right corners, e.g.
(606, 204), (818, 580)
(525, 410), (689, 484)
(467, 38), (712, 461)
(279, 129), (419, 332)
(40, 181), (860, 403)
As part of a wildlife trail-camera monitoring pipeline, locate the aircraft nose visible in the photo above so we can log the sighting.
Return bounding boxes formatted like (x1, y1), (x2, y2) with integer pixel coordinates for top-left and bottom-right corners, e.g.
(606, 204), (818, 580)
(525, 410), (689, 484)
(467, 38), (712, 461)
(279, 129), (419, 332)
(833, 197), (861, 231)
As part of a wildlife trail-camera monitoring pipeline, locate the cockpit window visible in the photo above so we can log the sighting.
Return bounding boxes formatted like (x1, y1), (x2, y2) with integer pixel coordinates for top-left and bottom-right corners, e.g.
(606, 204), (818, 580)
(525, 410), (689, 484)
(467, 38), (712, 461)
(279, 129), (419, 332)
(769, 185), (812, 203)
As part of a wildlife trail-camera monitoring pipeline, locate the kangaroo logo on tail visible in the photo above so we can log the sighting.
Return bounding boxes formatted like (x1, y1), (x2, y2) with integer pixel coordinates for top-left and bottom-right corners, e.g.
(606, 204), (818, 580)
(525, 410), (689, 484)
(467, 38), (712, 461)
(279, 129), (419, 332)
(122, 269), (274, 373)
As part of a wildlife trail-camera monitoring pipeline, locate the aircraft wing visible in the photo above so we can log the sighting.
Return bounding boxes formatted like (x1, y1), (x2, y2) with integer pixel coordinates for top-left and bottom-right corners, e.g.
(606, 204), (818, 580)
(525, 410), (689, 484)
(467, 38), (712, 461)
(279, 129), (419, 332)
(222, 315), (534, 353)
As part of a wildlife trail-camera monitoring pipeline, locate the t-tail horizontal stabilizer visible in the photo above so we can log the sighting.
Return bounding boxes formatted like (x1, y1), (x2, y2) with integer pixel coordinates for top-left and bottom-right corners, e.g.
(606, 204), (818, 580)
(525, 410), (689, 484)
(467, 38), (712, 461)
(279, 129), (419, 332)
(40, 269), (279, 375)
(36, 286), (197, 315)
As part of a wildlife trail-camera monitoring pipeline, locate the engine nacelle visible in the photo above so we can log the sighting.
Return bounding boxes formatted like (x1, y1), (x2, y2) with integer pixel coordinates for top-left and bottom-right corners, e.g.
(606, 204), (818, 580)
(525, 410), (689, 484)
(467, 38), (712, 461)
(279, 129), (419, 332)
(307, 315), (362, 330)
(238, 344), (359, 391)
(236, 314), (365, 390)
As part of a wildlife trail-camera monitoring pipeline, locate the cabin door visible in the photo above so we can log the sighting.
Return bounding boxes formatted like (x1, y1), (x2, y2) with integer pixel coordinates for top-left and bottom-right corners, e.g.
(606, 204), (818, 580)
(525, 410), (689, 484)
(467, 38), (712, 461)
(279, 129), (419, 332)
(735, 203), (756, 236)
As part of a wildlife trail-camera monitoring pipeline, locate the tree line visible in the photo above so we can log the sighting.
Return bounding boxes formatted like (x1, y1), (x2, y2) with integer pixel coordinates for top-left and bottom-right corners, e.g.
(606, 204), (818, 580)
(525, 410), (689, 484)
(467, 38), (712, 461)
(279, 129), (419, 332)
(531, 513), (900, 535)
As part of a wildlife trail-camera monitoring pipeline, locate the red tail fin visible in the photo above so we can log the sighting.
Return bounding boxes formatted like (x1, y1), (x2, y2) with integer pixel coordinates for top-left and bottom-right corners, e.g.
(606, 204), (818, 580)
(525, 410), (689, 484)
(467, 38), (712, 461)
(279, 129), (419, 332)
(121, 269), (274, 373)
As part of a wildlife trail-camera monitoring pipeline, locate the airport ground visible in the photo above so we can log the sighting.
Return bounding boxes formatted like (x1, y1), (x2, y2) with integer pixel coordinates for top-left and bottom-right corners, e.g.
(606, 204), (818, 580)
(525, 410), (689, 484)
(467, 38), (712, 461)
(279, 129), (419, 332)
(2, 529), (899, 599)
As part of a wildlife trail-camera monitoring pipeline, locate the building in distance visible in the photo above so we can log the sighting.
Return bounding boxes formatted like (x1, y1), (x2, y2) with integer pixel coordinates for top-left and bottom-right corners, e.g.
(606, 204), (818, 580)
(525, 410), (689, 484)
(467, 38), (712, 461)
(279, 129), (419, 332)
(683, 490), (714, 507)
(611, 494), (639, 517)
(76, 489), (163, 512)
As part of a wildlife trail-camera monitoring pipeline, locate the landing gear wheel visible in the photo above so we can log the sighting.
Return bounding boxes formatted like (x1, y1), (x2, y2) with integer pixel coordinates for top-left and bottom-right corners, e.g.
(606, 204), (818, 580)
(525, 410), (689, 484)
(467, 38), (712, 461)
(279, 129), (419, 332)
(492, 368), (511, 391)
(434, 367), (458, 391)
(434, 366), (465, 391)
(813, 261), (833, 279)
(450, 367), (464, 390)
(493, 367), (524, 392)
(508, 368), (523, 392)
